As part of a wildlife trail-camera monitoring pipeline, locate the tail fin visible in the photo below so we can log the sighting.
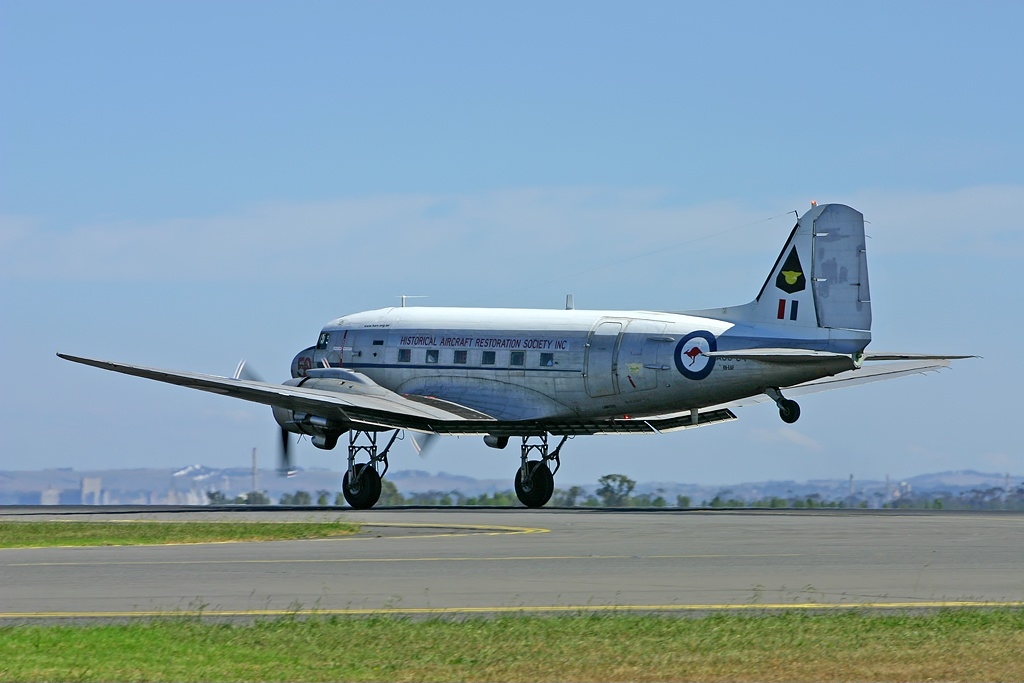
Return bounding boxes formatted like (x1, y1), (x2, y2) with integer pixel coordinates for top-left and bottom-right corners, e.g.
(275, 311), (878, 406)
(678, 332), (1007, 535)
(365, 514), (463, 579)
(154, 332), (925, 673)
(695, 203), (872, 352)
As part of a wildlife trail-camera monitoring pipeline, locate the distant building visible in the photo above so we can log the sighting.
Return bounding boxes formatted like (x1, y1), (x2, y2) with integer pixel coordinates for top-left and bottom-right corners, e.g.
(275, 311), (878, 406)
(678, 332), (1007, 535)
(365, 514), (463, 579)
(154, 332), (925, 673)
(81, 477), (102, 505)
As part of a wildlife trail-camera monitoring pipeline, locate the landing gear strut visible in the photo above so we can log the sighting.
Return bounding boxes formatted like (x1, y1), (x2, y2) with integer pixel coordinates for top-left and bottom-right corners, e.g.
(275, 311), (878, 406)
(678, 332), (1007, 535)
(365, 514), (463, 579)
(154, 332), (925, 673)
(514, 434), (569, 508)
(342, 430), (399, 509)
(765, 387), (801, 424)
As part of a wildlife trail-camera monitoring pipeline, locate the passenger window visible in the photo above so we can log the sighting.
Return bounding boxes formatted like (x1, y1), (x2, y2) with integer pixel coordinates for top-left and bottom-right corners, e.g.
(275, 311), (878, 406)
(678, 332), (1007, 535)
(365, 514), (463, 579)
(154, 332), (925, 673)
(453, 350), (468, 364)
(372, 340), (384, 346)
(481, 351), (496, 365)
(398, 349), (411, 363)
(510, 351), (525, 366)
(426, 349), (439, 364)
(540, 352), (554, 367)
(316, 332), (330, 350)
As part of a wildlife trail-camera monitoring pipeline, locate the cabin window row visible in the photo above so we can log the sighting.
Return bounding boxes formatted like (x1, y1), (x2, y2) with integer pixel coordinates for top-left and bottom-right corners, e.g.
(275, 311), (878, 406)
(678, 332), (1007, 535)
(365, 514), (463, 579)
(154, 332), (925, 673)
(396, 348), (557, 367)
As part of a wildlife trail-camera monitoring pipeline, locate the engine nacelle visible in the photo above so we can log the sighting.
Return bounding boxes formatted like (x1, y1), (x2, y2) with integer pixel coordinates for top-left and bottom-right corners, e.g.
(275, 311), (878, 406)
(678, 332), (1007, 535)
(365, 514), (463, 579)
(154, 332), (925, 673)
(483, 435), (510, 449)
(272, 403), (345, 449)
(273, 373), (388, 449)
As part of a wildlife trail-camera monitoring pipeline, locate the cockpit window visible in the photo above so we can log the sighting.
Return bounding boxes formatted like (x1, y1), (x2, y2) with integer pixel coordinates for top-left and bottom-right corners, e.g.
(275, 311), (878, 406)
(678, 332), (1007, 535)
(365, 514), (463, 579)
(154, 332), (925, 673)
(316, 332), (330, 350)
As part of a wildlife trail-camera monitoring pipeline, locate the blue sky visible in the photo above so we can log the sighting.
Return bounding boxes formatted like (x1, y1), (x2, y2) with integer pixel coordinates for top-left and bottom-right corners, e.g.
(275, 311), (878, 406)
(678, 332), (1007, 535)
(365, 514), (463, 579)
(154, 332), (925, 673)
(2, 1), (1021, 489)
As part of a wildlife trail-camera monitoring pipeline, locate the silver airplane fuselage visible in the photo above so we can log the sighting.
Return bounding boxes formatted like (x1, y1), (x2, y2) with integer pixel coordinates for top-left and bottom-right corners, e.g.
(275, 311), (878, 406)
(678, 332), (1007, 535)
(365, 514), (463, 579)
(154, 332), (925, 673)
(291, 306), (864, 424)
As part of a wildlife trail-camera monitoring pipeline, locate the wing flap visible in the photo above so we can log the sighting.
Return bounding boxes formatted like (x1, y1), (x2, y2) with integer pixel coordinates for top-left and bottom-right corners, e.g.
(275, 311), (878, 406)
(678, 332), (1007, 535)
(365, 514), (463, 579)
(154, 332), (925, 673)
(424, 408), (738, 437)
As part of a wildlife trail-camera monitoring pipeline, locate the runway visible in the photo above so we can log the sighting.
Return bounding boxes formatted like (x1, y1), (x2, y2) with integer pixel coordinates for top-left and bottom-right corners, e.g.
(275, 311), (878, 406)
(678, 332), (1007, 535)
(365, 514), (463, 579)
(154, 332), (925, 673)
(2, 508), (1023, 620)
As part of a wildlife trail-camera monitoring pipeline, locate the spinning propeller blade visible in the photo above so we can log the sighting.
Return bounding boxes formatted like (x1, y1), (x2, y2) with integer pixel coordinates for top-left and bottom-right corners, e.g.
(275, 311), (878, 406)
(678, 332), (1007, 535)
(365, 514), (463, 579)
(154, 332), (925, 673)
(409, 432), (438, 458)
(278, 426), (295, 478)
(235, 360), (295, 477)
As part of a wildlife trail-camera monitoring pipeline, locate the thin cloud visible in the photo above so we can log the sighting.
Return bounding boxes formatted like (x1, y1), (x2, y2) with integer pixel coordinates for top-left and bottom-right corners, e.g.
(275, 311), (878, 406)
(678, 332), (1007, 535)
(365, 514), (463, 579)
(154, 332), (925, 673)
(751, 427), (824, 452)
(2, 184), (1019, 290)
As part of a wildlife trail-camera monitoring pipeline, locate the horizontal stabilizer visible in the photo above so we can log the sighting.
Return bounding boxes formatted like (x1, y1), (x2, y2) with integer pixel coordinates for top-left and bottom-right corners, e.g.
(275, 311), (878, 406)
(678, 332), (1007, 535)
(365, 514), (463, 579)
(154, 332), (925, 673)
(862, 352), (977, 361)
(714, 359), (953, 410)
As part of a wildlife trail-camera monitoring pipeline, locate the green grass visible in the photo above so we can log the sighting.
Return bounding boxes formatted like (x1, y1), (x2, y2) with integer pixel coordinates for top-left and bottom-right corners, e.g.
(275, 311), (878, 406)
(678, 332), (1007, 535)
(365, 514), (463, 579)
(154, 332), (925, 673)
(1, 610), (1023, 681)
(0, 520), (360, 548)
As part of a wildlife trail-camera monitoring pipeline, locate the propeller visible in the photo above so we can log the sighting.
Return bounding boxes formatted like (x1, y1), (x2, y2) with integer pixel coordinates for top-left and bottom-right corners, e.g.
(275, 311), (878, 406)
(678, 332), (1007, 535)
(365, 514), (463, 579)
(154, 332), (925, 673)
(409, 432), (438, 458)
(278, 425), (295, 478)
(235, 360), (296, 478)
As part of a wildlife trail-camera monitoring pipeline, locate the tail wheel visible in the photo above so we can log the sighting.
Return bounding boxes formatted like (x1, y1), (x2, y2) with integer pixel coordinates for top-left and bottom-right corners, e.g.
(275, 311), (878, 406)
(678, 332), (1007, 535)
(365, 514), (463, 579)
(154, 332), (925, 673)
(779, 398), (801, 424)
(515, 460), (554, 508)
(343, 463), (382, 509)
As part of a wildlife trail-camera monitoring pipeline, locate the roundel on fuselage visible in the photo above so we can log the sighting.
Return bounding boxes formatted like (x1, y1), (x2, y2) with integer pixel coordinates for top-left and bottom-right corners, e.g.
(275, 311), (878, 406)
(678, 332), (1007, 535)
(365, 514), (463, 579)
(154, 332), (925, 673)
(674, 331), (717, 380)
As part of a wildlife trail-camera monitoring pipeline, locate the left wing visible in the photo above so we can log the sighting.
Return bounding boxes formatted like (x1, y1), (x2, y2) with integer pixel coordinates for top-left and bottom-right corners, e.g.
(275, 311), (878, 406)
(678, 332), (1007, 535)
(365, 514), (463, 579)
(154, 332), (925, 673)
(57, 353), (735, 437)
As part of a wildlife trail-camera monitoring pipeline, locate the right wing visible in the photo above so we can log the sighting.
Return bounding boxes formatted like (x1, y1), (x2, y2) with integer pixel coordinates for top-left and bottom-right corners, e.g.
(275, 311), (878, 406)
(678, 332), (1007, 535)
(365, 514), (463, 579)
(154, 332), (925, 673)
(57, 353), (496, 433)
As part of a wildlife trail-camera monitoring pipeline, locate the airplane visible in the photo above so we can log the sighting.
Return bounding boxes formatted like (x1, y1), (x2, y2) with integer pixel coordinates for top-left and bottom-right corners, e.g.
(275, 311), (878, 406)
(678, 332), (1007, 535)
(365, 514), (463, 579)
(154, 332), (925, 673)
(59, 203), (968, 509)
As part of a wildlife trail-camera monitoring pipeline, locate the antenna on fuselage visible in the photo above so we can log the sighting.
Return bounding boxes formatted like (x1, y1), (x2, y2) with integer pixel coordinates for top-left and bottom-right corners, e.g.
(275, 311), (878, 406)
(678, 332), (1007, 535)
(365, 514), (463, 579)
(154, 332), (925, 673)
(565, 294), (574, 310)
(397, 295), (427, 308)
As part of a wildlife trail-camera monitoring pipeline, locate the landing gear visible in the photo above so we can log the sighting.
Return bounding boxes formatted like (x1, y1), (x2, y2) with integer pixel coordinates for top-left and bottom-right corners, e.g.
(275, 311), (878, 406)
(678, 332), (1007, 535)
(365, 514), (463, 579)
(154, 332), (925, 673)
(515, 461), (553, 508)
(778, 399), (801, 424)
(513, 434), (569, 508)
(341, 430), (399, 509)
(343, 463), (381, 509)
(765, 387), (801, 424)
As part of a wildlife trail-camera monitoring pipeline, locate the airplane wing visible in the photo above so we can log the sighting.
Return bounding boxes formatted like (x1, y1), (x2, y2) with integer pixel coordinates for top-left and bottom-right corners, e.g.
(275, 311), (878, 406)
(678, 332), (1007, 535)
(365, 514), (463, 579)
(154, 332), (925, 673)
(57, 353), (496, 433)
(59, 352), (958, 439)
(57, 353), (736, 437)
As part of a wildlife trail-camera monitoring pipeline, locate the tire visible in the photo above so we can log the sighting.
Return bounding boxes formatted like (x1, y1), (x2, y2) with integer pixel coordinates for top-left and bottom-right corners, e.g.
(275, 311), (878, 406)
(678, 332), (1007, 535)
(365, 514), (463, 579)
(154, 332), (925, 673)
(779, 399), (801, 424)
(343, 463), (382, 509)
(514, 460), (554, 508)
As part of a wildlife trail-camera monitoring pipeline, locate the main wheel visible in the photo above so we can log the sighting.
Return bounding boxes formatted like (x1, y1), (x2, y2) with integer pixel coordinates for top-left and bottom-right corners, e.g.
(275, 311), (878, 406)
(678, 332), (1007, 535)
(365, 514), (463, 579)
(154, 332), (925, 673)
(514, 460), (554, 508)
(343, 463), (382, 509)
(779, 398), (801, 424)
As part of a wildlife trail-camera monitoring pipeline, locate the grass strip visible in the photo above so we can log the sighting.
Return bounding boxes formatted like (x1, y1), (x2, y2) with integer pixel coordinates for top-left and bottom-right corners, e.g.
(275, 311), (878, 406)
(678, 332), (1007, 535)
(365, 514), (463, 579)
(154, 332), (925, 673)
(0, 520), (359, 548)
(1, 609), (1023, 681)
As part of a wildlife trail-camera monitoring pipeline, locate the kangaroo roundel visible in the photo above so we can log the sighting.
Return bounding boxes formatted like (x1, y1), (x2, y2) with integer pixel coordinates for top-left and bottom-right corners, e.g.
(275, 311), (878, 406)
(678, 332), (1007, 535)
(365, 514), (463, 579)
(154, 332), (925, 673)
(674, 331), (717, 380)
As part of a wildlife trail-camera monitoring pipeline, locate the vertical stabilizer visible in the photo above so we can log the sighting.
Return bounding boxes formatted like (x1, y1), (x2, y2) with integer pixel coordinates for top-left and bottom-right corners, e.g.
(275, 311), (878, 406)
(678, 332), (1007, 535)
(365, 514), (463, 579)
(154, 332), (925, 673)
(694, 203), (871, 351)
(744, 203), (871, 332)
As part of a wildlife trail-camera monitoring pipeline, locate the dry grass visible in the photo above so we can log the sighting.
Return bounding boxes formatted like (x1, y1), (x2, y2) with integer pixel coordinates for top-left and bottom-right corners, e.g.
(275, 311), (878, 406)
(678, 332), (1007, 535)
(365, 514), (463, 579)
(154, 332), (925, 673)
(1, 609), (1022, 681)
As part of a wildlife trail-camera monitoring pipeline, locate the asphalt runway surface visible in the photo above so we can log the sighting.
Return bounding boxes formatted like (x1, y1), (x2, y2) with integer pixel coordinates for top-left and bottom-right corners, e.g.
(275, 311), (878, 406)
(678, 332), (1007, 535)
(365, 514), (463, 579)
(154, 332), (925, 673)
(2, 507), (1023, 621)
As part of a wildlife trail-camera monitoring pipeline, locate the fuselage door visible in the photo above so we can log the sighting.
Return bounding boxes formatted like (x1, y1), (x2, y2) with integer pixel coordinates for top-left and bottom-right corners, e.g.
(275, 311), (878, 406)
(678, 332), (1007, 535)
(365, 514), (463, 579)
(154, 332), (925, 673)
(616, 320), (667, 393)
(584, 320), (624, 397)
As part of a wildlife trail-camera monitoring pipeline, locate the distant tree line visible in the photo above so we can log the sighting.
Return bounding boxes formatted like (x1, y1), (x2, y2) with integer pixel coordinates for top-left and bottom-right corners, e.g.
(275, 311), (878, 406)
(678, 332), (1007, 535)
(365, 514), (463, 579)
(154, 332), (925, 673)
(884, 486), (1024, 511)
(207, 477), (1024, 510)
